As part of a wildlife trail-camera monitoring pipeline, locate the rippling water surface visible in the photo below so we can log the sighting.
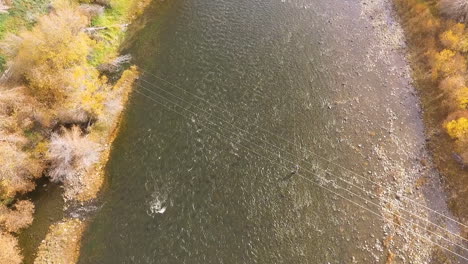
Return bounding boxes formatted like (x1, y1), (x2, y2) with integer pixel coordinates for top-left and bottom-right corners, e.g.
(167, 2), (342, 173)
(78, 0), (458, 263)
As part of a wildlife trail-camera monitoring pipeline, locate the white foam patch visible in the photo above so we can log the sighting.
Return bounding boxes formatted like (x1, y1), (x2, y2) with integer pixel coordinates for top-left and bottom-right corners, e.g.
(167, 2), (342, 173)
(148, 193), (167, 217)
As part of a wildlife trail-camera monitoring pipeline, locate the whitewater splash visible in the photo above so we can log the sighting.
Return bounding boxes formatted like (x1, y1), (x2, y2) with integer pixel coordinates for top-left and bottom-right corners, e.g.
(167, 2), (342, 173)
(148, 193), (167, 217)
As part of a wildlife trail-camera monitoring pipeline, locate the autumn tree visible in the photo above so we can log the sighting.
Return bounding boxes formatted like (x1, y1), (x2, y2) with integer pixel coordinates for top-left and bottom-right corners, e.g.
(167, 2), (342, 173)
(431, 49), (467, 79)
(97, 66), (139, 127)
(446, 117), (468, 140)
(439, 23), (468, 52)
(0, 86), (45, 199)
(1, 3), (92, 103)
(0, 200), (34, 233)
(0, 142), (43, 199)
(0, 1), (116, 123)
(0, 232), (22, 264)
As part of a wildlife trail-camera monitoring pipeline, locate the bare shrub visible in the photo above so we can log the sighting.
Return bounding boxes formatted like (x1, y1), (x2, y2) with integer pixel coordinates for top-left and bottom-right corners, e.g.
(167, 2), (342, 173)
(48, 126), (101, 185)
(0, 142), (43, 198)
(0, 200), (34, 233)
(440, 0), (468, 23)
(0, 232), (22, 264)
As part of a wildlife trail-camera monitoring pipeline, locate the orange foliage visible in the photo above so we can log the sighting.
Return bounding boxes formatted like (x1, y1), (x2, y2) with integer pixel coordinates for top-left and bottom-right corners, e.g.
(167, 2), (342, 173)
(0, 200), (34, 233)
(0, 232), (22, 264)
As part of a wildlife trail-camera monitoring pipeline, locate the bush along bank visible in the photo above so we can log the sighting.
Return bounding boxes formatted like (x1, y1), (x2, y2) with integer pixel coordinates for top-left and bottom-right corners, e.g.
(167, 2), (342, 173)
(0, 0), (151, 263)
(393, 0), (468, 236)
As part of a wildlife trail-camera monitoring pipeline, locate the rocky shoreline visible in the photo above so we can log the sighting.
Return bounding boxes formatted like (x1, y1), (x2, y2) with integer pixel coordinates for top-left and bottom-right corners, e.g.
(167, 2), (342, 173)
(356, 0), (466, 262)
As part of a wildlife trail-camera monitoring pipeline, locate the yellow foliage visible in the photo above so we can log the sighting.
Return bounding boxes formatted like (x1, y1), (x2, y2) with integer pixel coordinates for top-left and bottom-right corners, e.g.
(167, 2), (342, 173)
(457, 35), (468, 53)
(65, 66), (109, 117)
(432, 49), (455, 79)
(5, 3), (92, 104)
(440, 23), (468, 53)
(446, 117), (468, 139)
(1, 1), (119, 119)
(440, 30), (460, 49)
(456, 87), (468, 109)
(432, 49), (466, 79)
(32, 141), (49, 158)
(452, 23), (465, 35)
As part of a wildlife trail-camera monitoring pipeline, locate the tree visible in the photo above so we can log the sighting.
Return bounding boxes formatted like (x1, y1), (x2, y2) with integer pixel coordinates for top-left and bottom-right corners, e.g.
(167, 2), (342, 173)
(446, 117), (468, 139)
(64, 66), (109, 118)
(97, 66), (139, 128)
(1, 2), (92, 104)
(439, 23), (468, 53)
(0, 232), (22, 264)
(0, 142), (43, 199)
(0, 200), (34, 233)
(431, 49), (467, 79)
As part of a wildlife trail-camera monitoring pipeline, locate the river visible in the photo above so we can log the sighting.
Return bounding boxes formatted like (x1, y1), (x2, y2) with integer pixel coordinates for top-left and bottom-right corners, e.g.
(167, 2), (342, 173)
(77, 0), (465, 263)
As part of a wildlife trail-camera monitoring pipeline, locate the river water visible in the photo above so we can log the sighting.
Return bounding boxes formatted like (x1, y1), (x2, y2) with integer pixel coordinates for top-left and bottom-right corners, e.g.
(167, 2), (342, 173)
(78, 0), (465, 263)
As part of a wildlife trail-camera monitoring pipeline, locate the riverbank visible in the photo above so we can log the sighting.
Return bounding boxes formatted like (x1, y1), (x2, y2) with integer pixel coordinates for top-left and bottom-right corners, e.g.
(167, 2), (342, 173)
(392, 0), (468, 237)
(0, 0), (151, 263)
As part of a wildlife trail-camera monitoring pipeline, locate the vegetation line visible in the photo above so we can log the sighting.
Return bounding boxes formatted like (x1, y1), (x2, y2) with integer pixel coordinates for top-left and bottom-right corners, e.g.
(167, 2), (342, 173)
(392, 0), (468, 236)
(0, 0), (152, 263)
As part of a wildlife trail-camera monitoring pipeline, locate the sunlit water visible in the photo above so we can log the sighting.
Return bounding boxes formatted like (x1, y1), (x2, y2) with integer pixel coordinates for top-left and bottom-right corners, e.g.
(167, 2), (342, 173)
(77, 0), (461, 263)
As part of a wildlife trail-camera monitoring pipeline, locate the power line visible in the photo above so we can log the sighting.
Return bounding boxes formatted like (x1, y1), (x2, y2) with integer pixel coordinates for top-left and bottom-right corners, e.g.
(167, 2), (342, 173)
(133, 87), (468, 262)
(134, 82), (468, 254)
(135, 76), (468, 246)
(137, 68), (468, 230)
